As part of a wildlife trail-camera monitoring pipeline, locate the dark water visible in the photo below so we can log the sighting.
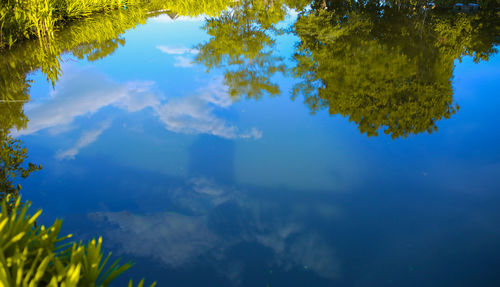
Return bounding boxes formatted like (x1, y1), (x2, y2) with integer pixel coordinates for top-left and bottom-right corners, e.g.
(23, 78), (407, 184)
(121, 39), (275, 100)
(2, 2), (500, 286)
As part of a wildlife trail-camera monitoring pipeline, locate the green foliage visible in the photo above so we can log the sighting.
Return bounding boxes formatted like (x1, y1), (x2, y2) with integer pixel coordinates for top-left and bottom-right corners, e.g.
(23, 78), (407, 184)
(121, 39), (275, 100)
(0, 8), (166, 277)
(189, 0), (500, 138)
(0, 12), (155, 284)
(0, 196), (155, 286)
(0, 137), (41, 204)
(1, 0), (221, 50)
(0, 67), (39, 204)
(0, 0), (237, 100)
(0, 5), (167, 105)
(195, 0), (289, 100)
(308, 0), (500, 11)
(2, 0), (500, 143)
(162, 0), (234, 17)
(0, 5), (174, 205)
(292, 5), (500, 138)
(0, 81), (28, 137)
(0, 6), (176, 205)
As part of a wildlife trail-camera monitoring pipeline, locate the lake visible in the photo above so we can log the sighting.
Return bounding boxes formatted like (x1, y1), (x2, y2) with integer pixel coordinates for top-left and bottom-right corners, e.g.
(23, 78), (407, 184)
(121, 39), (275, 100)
(1, 2), (500, 286)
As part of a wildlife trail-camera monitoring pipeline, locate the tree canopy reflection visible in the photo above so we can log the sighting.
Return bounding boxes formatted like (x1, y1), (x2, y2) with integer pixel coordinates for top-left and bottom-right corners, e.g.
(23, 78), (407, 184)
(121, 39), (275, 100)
(195, 0), (500, 138)
(1, 0), (500, 140)
(0, 7), (170, 201)
(292, 2), (500, 138)
(0, 90), (41, 202)
(195, 0), (302, 100)
(0, 2), (245, 201)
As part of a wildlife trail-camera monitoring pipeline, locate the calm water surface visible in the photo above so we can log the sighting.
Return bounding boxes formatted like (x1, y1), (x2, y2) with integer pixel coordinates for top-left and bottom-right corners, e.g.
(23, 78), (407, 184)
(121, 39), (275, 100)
(2, 3), (500, 287)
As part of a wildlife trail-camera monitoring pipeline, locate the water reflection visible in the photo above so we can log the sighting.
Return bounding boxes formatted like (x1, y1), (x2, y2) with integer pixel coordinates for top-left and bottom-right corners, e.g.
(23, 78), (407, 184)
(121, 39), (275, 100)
(17, 65), (260, 161)
(194, 0), (293, 99)
(194, 1), (500, 138)
(2, 1), (500, 139)
(1, 2), (500, 286)
(89, 176), (341, 283)
(0, 8), (167, 101)
(292, 3), (500, 138)
(0, 8), (170, 182)
(0, 98), (41, 202)
(0, 135), (42, 202)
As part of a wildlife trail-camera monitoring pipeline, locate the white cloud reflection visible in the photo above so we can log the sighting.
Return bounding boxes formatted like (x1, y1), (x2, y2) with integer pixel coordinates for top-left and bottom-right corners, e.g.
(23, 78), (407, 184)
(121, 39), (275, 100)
(16, 70), (158, 136)
(89, 177), (340, 282)
(91, 211), (219, 267)
(18, 66), (261, 159)
(56, 121), (111, 160)
(173, 56), (195, 67)
(157, 45), (198, 55)
(157, 94), (262, 139)
(156, 45), (199, 68)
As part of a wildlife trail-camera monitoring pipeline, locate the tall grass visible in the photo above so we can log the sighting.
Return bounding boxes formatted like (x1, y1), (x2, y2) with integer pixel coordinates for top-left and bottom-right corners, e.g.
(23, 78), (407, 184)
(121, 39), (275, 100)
(0, 0), (237, 50)
(56, 0), (123, 19)
(0, 0), (164, 50)
(0, 195), (155, 286)
(0, 7), (169, 105)
(1, 0), (237, 101)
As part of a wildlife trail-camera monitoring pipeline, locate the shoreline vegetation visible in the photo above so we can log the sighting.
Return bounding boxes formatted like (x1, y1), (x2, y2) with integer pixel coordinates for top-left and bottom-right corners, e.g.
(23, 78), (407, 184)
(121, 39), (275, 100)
(0, 196), (156, 286)
(0, 2), (231, 285)
(0, 0), (499, 143)
(1, 0), (500, 285)
(0, 0), (233, 50)
(0, 0), (234, 105)
(2, 0), (498, 51)
(1, 0), (141, 50)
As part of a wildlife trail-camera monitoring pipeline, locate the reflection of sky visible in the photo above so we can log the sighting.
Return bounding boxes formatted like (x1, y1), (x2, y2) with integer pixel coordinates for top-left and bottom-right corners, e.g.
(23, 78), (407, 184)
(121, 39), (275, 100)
(16, 12), (500, 287)
(89, 177), (341, 283)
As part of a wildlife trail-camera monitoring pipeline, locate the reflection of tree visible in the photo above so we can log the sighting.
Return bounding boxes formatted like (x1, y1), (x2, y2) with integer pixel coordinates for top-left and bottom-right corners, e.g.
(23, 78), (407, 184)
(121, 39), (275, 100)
(0, 8), (174, 202)
(293, 5), (500, 138)
(194, 0), (500, 138)
(0, 136), (42, 203)
(0, 1), (247, 202)
(0, 8), (163, 201)
(162, 0), (234, 17)
(0, 71), (37, 202)
(1, 7), (167, 97)
(0, 80), (40, 202)
(195, 0), (293, 100)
